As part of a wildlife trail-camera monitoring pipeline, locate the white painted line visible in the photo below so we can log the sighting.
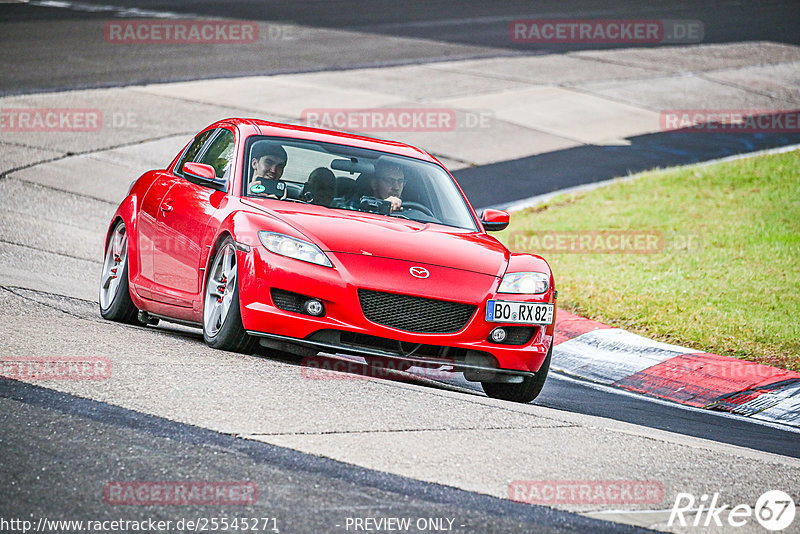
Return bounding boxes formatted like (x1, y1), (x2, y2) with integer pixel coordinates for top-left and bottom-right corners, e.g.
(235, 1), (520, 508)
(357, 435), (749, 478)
(28, 0), (189, 18)
(585, 508), (676, 515)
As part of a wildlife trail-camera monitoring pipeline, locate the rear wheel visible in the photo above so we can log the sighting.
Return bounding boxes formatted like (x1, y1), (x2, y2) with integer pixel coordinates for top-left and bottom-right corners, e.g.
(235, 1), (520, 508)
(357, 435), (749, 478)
(203, 237), (257, 353)
(481, 343), (552, 403)
(99, 220), (139, 324)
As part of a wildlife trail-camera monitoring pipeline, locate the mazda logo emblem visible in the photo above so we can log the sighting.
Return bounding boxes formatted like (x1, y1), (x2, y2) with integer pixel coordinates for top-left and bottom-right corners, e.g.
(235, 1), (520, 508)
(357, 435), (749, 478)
(409, 267), (430, 279)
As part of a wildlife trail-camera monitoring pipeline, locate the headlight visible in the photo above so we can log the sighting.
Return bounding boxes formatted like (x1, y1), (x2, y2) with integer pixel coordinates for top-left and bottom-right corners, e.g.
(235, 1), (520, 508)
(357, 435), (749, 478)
(498, 272), (549, 294)
(258, 232), (332, 268)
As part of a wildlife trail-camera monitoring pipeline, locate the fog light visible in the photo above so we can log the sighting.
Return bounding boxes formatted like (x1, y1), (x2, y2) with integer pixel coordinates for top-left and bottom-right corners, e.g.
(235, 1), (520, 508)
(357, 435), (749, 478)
(490, 327), (507, 343)
(303, 299), (325, 317)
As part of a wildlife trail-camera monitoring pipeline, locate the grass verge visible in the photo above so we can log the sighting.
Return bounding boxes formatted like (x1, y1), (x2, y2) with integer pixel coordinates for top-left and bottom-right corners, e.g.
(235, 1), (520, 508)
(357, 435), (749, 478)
(498, 149), (800, 371)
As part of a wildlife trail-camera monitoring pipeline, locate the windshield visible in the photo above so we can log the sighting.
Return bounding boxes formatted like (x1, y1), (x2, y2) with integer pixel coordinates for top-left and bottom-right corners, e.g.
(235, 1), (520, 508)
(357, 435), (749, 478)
(242, 136), (478, 231)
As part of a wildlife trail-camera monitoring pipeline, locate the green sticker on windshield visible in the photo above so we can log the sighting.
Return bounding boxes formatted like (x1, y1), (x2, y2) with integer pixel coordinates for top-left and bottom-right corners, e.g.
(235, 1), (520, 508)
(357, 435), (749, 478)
(250, 183), (266, 193)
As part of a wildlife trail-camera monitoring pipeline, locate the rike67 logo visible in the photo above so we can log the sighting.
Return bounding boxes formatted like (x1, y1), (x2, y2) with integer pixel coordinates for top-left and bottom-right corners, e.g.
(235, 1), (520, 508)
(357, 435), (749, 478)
(669, 490), (796, 531)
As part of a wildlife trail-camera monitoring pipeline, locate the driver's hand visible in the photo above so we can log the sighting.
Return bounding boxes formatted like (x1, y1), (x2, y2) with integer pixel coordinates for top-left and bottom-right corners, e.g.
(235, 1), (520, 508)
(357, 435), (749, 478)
(386, 195), (402, 212)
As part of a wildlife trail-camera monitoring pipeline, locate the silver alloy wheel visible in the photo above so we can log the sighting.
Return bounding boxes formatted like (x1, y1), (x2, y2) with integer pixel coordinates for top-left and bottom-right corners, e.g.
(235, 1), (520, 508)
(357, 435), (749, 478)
(99, 222), (127, 310)
(203, 243), (238, 338)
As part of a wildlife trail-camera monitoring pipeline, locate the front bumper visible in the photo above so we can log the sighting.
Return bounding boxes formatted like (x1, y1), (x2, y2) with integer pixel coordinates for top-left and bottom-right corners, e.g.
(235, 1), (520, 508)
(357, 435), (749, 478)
(246, 330), (537, 381)
(237, 246), (555, 376)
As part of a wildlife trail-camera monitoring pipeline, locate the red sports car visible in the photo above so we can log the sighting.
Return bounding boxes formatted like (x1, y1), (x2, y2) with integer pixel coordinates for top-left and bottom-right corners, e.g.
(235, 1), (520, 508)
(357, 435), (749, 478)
(100, 118), (557, 402)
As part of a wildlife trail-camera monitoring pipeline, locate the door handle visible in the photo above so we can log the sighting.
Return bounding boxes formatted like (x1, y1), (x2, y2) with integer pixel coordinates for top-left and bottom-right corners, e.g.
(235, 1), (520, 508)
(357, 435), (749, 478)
(161, 200), (173, 213)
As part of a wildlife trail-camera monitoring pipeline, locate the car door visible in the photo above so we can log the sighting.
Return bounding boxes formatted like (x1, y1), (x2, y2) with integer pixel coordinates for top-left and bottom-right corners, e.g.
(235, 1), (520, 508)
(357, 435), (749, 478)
(136, 128), (215, 299)
(152, 128), (235, 307)
(134, 173), (176, 300)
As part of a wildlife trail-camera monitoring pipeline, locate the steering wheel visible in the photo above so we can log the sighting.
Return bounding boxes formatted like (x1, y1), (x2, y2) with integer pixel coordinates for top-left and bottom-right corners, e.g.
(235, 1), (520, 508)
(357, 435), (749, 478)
(400, 201), (434, 217)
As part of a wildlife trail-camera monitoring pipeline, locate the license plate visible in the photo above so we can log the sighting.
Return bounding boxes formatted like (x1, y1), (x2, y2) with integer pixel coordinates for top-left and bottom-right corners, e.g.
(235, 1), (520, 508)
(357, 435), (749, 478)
(486, 300), (554, 325)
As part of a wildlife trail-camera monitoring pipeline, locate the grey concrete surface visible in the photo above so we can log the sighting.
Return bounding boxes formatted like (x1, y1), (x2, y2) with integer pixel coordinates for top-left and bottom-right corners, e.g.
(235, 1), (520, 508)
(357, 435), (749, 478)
(572, 42), (800, 74)
(425, 55), (659, 85)
(574, 74), (798, 112)
(1, 143), (63, 174)
(704, 61), (800, 103)
(0, 88), (252, 171)
(2, 42), (798, 179)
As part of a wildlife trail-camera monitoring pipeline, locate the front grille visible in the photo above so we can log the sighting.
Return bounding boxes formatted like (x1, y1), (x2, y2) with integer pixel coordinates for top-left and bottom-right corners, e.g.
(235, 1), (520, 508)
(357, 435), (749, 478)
(358, 289), (476, 334)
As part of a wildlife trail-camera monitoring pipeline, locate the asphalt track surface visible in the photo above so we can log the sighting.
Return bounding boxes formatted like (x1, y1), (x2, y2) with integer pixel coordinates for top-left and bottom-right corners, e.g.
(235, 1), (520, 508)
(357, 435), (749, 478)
(459, 129), (800, 209)
(2, 1), (800, 532)
(296, 352), (800, 459)
(2, 0), (800, 94)
(0, 379), (639, 534)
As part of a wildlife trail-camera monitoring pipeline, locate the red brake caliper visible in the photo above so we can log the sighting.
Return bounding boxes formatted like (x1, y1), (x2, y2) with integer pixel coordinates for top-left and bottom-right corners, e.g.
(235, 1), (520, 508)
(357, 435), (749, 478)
(217, 275), (227, 303)
(111, 254), (121, 279)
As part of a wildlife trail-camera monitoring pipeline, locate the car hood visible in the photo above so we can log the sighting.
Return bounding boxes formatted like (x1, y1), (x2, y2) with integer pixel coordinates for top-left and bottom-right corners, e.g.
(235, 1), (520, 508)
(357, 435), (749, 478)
(253, 203), (509, 277)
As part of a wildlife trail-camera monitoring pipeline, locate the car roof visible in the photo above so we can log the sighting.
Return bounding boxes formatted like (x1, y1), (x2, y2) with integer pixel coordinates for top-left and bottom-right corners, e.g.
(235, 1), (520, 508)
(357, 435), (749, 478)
(213, 118), (441, 165)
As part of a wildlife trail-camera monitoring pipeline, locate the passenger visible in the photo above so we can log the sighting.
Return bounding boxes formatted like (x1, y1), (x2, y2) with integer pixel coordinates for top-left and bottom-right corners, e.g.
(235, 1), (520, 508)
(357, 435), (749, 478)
(249, 141), (288, 200)
(303, 167), (336, 206)
(334, 176), (355, 201)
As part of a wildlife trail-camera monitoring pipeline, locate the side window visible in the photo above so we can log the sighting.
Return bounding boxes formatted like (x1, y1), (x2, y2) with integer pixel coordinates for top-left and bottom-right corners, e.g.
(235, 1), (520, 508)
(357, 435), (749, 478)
(197, 129), (235, 179)
(175, 129), (216, 176)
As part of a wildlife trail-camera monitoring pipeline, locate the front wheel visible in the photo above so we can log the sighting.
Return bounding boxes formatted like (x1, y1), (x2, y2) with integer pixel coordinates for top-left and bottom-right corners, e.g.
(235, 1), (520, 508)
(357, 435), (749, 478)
(202, 237), (257, 353)
(99, 220), (139, 324)
(481, 343), (552, 403)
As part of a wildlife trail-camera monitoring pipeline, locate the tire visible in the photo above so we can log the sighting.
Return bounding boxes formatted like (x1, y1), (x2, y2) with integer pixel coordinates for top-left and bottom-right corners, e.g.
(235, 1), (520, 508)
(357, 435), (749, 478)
(202, 237), (257, 353)
(481, 343), (552, 403)
(99, 220), (139, 324)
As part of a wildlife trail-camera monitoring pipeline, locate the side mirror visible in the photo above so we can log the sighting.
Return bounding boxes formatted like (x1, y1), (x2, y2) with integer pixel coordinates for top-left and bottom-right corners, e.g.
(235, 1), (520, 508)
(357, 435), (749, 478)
(480, 209), (510, 232)
(182, 162), (226, 191)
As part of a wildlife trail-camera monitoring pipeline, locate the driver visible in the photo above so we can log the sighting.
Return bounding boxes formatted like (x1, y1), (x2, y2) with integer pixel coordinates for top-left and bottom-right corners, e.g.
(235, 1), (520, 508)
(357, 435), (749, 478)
(368, 160), (405, 213)
(249, 141), (288, 199)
